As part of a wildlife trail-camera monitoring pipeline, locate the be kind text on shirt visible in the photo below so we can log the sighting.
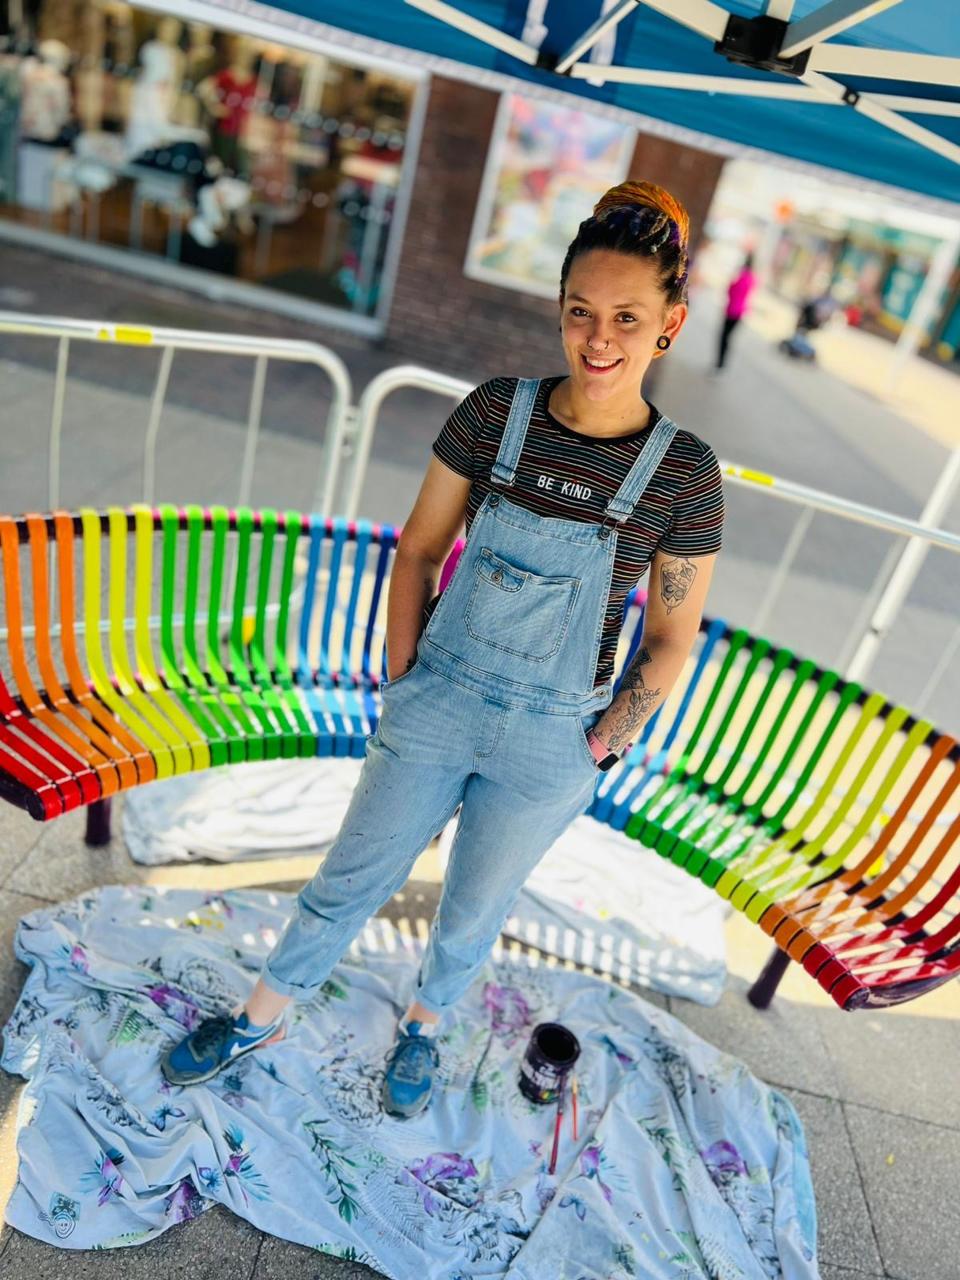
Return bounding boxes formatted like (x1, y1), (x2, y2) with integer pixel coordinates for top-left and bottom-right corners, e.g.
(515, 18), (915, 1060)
(537, 474), (593, 501)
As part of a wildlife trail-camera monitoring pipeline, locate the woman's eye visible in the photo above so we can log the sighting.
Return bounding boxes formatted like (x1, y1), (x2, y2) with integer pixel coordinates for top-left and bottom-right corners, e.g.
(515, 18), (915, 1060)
(568, 308), (636, 322)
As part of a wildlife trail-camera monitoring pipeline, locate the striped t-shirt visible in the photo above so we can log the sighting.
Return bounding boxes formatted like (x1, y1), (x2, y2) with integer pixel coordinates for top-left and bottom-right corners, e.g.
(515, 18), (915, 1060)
(430, 375), (724, 688)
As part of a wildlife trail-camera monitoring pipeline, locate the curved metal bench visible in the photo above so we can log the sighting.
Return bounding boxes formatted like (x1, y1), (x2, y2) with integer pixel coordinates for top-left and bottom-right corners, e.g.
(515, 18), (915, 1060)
(1, 506), (957, 1012)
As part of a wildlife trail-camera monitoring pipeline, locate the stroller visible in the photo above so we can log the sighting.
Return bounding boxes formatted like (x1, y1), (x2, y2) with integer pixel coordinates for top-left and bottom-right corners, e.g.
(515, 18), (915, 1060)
(779, 295), (836, 362)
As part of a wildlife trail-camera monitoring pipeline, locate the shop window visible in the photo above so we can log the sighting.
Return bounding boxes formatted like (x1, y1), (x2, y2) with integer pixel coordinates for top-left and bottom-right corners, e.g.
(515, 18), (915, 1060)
(465, 92), (634, 299)
(0, 5), (417, 318)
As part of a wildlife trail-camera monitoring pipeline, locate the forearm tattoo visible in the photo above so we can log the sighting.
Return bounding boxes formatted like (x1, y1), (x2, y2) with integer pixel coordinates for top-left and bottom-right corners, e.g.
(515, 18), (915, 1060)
(601, 646), (662, 754)
(659, 557), (697, 614)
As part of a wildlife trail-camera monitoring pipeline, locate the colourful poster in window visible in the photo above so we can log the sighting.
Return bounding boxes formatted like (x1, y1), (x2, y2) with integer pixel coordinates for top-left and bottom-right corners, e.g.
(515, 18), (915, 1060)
(466, 93), (635, 299)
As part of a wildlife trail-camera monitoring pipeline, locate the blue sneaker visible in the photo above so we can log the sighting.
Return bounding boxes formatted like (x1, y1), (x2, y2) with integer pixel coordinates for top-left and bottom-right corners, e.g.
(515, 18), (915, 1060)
(161, 1010), (285, 1086)
(381, 1022), (440, 1118)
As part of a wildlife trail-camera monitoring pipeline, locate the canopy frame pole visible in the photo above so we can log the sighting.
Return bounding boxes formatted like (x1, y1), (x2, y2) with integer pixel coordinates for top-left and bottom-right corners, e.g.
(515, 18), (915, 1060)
(845, 448), (960, 685)
(802, 69), (960, 167)
(571, 63), (960, 115)
(780, 0), (903, 59)
(808, 45), (960, 86)
(403, 0), (539, 65)
(556, 0), (637, 75)
(633, 0), (729, 41)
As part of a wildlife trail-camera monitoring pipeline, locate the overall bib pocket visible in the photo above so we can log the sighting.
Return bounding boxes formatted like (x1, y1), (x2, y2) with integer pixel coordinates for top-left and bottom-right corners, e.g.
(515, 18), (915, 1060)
(465, 546), (581, 662)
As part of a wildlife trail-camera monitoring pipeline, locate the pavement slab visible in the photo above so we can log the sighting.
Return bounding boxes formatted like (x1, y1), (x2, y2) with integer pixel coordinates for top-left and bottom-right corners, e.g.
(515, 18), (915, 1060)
(815, 992), (960, 1132)
(818, 1267), (886, 1280)
(843, 1103), (960, 1280)
(0, 1204), (262, 1279)
(0, 806), (45, 891)
(3, 808), (151, 904)
(252, 1233), (385, 1280)
(780, 1088), (885, 1276)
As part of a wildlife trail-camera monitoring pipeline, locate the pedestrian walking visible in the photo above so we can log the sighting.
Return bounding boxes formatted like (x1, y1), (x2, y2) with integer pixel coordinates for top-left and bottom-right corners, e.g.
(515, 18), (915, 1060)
(716, 252), (757, 370)
(162, 179), (725, 1120)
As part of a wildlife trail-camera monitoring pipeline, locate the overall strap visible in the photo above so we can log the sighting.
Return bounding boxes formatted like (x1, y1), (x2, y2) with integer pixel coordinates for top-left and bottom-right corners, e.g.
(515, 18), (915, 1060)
(490, 378), (541, 487)
(602, 414), (679, 526)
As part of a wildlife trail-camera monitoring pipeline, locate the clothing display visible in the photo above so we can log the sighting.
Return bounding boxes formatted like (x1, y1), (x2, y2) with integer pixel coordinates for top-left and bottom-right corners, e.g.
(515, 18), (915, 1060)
(126, 40), (205, 160)
(18, 42), (72, 142)
(206, 65), (256, 176)
(0, 19), (413, 315)
(432, 375), (724, 688)
(209, 67), (257, 138)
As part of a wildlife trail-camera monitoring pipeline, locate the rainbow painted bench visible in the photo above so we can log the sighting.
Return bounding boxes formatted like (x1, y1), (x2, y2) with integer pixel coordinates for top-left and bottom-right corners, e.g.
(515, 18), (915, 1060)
(1, 506), (958, 1012)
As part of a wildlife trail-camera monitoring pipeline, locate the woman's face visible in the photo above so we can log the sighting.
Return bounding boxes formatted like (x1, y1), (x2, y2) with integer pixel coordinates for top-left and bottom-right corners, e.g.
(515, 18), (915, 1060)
(559, 249), (687, 406)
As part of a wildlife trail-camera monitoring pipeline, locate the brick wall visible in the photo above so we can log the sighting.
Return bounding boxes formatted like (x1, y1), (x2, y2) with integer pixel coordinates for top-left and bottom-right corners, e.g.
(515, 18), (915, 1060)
(384, 75), (725, 382)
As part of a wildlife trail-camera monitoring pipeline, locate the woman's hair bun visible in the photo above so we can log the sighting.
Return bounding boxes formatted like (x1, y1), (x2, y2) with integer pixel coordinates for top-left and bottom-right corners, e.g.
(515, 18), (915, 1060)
(559, 178), (691, 306)
(593, 180), (690, 254)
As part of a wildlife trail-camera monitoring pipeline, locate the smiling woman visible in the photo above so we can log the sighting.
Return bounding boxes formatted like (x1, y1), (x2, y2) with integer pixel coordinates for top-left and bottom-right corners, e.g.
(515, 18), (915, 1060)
(162, 178), (724, 1128)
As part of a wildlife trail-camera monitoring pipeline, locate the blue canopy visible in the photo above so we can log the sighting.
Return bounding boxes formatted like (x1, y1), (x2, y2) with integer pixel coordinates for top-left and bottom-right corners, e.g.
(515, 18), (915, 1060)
(264, 0), (960, 206)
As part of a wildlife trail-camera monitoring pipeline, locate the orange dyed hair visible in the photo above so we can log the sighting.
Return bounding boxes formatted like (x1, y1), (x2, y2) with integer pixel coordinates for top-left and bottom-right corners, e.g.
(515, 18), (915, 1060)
(593, 180), (690, 254)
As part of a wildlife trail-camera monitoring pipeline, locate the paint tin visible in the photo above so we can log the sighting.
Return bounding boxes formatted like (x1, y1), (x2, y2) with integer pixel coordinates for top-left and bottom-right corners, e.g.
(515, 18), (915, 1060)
(518, 1022), (580, 1105)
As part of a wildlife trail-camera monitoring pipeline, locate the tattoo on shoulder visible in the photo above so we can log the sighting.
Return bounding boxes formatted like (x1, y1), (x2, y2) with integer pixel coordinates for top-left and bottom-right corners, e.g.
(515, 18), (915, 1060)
(659, 557), (697, 614)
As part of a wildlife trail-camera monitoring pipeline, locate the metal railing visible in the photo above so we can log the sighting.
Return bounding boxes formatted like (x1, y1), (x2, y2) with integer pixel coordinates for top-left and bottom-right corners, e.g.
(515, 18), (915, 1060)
(346, 368), (960, 717)
(0, 312), (353, 516)
(2, 311), (958, 717)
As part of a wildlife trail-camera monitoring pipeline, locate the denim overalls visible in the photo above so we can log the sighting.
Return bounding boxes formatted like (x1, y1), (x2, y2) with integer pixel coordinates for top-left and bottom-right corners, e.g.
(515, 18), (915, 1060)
(261, 379), (678, 1013)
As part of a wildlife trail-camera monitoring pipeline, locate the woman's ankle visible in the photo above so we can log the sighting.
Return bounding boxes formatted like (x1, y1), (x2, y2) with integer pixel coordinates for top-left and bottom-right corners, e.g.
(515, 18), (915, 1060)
(401, 1000), (441, 1033)
(241, 980), (292, 1029)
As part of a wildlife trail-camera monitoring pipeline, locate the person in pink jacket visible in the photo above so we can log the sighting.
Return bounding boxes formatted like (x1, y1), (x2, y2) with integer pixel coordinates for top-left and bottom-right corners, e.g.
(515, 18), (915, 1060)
(716, 253), (757, 370)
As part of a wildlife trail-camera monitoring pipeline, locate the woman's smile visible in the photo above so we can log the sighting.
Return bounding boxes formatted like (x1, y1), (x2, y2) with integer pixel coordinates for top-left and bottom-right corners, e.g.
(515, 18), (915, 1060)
(580, 353), (623, 376)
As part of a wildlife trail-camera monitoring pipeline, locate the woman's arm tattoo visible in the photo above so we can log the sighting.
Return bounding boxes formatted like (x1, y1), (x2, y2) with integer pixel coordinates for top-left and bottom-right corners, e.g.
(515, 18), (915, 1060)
(659, 557), (697, 614)
(601, 646), (662, 753)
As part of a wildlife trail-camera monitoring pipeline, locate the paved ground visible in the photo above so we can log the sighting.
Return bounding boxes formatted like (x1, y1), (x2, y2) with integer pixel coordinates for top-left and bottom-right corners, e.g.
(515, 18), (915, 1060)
(0, 242), (958, 1277)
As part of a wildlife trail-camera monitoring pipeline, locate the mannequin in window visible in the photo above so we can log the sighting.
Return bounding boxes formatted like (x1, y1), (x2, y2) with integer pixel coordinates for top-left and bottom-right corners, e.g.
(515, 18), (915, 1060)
(196, 35), (258, 178)
(137, 16), (184, 108)
(19, 39), (74, 145)
(125, 32), (209, 159)
(172, 22), (216, 128)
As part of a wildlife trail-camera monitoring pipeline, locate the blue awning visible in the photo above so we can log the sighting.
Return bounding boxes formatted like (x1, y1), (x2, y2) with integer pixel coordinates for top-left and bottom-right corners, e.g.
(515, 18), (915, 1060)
(258, 0), (960, 206)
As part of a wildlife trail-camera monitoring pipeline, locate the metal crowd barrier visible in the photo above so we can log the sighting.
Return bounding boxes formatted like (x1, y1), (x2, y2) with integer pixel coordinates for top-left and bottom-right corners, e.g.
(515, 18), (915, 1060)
(1, 311), (958, 719)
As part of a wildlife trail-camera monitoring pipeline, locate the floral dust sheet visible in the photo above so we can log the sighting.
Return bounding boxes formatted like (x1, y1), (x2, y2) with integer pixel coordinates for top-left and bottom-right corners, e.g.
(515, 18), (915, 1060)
(1, 887), (818, 1279)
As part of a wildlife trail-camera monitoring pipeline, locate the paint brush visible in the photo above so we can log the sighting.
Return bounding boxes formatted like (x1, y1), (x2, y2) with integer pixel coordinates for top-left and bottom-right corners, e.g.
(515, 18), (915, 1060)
(571, 1074), (579, 1141)
(548, 1074), (566, 1176)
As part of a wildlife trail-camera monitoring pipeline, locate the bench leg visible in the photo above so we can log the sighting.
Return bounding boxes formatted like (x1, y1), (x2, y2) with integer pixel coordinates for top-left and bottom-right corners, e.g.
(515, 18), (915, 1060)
(85, 799), (113, 847)
(748, 944), (791, 1009)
